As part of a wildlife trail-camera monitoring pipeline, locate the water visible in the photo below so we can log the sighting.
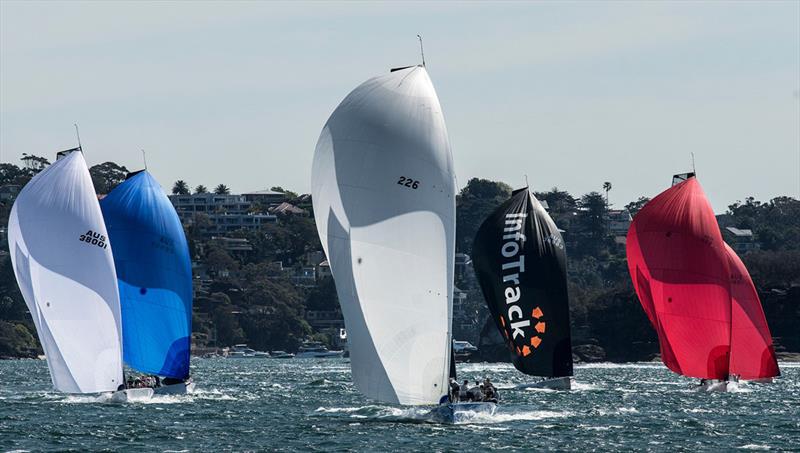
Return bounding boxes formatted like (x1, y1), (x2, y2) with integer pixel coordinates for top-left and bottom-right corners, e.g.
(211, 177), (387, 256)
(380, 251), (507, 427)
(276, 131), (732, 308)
(1, 359), (798, 451)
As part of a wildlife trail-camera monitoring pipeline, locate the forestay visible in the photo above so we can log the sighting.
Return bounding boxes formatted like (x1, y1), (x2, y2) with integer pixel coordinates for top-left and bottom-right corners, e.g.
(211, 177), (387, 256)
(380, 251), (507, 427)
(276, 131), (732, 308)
(100, 170), (193, 379)
(8, 150), (123, 393)
(311, 66), (456, 405)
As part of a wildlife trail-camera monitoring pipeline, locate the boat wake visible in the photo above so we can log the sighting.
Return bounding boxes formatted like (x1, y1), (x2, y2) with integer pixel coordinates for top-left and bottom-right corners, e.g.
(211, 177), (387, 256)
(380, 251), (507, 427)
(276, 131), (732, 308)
(576, 362), (664, 370)
(56, 386), (237, 404)
(314, 404), (574, 425)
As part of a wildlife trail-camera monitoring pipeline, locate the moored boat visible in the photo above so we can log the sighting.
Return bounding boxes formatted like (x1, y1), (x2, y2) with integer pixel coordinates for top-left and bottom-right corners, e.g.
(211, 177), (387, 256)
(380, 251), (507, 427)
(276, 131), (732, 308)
(226, 344), (270, 358)
(294, 342), (344, 359)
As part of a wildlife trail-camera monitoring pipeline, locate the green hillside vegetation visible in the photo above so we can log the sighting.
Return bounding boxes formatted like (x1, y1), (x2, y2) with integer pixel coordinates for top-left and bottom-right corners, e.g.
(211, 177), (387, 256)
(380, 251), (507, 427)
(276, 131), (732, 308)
(1, 156), (798, 361)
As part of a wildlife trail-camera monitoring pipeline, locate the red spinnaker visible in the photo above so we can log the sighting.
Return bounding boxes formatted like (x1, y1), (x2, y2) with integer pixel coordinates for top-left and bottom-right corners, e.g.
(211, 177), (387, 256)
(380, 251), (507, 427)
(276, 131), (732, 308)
(725, 243), (780, 379)
(626, 177), (779, 380)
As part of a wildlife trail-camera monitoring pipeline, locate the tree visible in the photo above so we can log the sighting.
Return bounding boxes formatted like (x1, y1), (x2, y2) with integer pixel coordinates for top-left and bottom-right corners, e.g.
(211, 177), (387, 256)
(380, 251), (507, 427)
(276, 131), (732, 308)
(205, 244), (238, 275)
(728, 196), (800, 251)
(602, 182), (612, 205)
(270, 186), (299, 199)
(194, 185), (208, 194)
(214, 184), (230, 195)
(172, 180), (190, 195)
(455, 178), (513, 254)
(20, 154), (50, 173)
(210, 293), (245, 347)
(89, 161), (129, 194)
(533, 187), (577, 215)
(305, 277), (339, 311)
(575, 192), (609, 256)
(533, 187), (578, 230)
(0, 163), (32, 187)
(625, 197), (650, 217)
(246, 215), (321, 266)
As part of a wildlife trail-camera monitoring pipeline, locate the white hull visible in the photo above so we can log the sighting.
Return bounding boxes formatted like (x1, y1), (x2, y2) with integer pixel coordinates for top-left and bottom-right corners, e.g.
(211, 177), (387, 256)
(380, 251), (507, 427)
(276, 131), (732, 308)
(697, 380), (738, 392)
(153, 381), (195, 395)
(746, 377), (774, 384)
(429, 402), (497, 423)
(109, 387), (154, 403)
(515, 377), (571, 391)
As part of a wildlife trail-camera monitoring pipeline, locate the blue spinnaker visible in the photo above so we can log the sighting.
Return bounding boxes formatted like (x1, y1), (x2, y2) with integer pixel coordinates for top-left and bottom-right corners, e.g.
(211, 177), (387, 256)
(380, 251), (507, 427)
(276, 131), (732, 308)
(101, 170), (192, 379)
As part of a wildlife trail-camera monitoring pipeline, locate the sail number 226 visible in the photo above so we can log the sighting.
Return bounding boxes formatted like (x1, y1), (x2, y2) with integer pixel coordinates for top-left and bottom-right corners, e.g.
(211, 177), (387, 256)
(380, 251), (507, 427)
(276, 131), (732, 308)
(397, 176), (420, 189)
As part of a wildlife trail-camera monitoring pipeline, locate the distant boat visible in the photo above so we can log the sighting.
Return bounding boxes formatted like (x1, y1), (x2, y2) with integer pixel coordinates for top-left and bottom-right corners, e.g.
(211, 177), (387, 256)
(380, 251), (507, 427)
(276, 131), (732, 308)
(311, 64), (457, 405)
(452, 340), (478, 362)
(226, 344), (270, 359)
(626, 173), (780, 391)
(472, 188), (574, 390)
(7, 148), (151, 401)
(294, 342), (343, 359)
(100, 170), (194, 395)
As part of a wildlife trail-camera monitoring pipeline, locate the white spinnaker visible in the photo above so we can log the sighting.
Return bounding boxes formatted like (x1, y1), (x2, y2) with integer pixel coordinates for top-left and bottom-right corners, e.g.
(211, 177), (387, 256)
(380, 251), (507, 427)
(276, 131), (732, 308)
(8, 151), (123, 393)
(312, 66), (456, 405)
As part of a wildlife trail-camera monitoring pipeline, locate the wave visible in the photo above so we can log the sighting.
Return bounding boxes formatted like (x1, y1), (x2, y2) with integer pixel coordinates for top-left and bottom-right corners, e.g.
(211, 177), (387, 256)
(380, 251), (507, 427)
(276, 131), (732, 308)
(576, 362), (664, 369)
(738, 445), (771, 450)
(314, 403), (574, 425)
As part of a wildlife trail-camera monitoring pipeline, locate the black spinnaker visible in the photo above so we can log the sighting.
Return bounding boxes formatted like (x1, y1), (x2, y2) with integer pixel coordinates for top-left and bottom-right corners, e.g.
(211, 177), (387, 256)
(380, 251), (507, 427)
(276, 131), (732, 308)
(472, 188), (573, 378)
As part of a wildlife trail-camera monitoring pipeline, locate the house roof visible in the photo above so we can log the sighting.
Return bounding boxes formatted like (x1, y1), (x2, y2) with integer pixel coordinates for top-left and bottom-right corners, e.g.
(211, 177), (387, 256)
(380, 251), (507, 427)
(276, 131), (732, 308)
(269, 202), (307, 215)
(725, 227), (754, 237)
(242, 189), (287, 196)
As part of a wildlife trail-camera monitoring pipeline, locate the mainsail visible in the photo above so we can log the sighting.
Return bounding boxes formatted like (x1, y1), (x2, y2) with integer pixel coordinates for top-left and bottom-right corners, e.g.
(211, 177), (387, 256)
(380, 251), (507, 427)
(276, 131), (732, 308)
(472, 188), (573, 378)
(100, 170), (193, 379)
(8, 150), (123, 393)
(626, 175), (779, 380)
(311, 66), (456, 405)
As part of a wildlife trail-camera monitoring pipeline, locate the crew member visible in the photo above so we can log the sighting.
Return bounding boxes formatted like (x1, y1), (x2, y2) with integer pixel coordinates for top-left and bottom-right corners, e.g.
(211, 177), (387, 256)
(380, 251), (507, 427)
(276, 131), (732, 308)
(448, 378), (460, 403)
(460, 380), (470, 401)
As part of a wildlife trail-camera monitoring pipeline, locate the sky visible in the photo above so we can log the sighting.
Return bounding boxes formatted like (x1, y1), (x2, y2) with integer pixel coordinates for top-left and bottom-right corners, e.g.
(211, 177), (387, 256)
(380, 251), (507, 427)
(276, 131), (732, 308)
(1, 1), (798, 212)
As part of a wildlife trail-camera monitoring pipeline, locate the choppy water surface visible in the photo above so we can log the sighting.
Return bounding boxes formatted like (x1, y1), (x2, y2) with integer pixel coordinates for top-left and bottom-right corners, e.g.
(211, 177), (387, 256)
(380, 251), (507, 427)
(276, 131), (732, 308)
(1, 359), (798, 451)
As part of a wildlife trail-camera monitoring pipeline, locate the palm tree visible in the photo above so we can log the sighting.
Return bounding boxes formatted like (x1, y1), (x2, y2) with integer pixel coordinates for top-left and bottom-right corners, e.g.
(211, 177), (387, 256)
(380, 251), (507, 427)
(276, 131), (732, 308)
(214, 184), (230, 195)
(194, 185), (208, 194)
(602, 181), (612, 206)
(172, 180), (190, 195)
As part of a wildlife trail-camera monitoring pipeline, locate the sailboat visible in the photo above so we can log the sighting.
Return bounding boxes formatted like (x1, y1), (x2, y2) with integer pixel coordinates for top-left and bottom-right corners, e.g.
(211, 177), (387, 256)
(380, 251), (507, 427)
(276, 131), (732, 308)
(7, 148), (152, 401)
(99, 169), (194, 394)
(472, 188), (574, 390)
(311, 63), (468, 413)
(626, 173), (780, 391)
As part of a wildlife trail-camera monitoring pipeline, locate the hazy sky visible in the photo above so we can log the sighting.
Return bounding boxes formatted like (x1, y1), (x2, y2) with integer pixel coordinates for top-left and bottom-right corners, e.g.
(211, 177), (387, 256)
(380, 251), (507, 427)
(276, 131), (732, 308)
(1, 1), (798, 212)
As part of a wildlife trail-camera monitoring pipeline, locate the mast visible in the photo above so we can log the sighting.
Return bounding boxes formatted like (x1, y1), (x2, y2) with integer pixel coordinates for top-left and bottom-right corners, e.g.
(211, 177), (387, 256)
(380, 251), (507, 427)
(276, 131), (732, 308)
(74, 123), (83, 151)
(417, 34), (426, 67)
